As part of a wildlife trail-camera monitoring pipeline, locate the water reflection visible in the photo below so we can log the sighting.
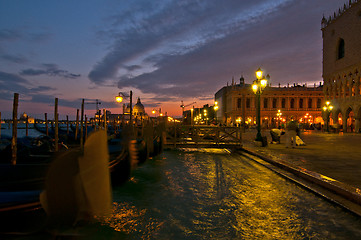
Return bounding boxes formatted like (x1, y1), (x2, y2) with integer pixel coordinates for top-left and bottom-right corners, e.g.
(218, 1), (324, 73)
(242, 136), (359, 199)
(101, 202), (164, 239)
(103, 149), (361, 239)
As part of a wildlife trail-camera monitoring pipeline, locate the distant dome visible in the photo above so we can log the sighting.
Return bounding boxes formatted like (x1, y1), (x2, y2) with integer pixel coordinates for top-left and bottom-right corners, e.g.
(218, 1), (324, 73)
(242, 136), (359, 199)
(133, 97), (145, 116)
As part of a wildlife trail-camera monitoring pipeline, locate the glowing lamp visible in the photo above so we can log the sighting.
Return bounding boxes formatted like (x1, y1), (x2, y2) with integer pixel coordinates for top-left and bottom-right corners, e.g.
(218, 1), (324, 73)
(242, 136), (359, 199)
(252, 84), (258, 94)
(115, 96), (123, 103)
(260, 79), (267, 87)
(255, 68), (263, 79)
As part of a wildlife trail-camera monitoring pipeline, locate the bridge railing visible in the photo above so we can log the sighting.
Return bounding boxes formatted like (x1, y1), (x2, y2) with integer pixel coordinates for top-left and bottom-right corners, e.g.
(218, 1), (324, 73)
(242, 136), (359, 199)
(164, 124), (242, 149)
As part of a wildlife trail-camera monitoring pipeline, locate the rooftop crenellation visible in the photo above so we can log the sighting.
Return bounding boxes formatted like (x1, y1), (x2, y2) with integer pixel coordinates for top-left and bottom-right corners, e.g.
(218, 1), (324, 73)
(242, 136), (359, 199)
(321, 0), (360, 29)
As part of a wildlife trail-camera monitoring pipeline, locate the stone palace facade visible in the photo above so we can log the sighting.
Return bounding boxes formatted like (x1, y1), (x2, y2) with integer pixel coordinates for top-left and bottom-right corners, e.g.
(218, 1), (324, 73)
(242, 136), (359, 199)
(322, 0), (361, 132)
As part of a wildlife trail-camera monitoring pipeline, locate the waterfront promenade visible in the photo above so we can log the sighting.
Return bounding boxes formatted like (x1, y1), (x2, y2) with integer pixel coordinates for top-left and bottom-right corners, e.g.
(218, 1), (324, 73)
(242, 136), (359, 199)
(242, 129), (361, 190)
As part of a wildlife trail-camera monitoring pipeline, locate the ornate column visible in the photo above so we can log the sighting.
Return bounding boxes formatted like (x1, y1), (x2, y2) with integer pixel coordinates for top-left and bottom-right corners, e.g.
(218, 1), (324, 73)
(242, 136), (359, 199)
(349, 77), (353, 97)
(356, 73), (360, 96)
(333, 81), (337, 99)
(342, 110), (348, 133)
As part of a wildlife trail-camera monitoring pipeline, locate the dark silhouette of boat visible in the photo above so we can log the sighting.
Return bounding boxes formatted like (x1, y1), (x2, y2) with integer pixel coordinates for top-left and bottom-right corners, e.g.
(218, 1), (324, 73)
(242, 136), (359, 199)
(0, 125), (163, 236)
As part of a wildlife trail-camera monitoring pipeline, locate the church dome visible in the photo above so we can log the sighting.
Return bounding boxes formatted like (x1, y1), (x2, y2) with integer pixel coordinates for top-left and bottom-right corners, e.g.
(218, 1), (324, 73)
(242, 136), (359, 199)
(133, 97), (145, 115)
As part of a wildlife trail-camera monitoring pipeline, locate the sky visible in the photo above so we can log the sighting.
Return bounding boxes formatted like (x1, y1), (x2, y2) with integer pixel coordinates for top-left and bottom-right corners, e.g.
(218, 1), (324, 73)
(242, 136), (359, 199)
(0, 0), (346, 119)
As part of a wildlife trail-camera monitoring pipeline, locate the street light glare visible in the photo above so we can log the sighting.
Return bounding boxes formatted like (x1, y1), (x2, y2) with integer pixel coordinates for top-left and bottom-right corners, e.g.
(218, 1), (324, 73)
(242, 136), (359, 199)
(252, 84), (258, 93)
(260, 79), (267, 87)
(115, 96), (123, 103)
(256, 68), (263, 79)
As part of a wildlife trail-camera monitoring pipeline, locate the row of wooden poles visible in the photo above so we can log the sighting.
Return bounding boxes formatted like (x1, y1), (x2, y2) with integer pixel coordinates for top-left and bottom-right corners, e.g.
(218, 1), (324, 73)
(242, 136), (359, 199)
(3, 93), (111, 165)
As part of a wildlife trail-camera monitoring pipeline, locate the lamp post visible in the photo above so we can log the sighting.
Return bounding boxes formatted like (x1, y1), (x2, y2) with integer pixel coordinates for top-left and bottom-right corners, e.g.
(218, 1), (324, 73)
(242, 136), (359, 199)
(323, 101), (333, 132)
(276, 109), (282, 128)
(151, 108), (163, 117)
(252, 68), (270, 141)
(213, 101), (219, 123)
(115, 90), (133, 124)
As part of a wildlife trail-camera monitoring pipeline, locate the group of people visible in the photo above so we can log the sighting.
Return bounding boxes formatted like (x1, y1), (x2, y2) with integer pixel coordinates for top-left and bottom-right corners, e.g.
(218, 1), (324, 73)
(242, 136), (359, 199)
(270, 116), (305, 148)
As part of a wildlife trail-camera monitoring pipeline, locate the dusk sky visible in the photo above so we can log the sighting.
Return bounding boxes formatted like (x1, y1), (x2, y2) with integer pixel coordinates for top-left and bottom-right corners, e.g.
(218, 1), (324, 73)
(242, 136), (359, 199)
(0, 0), (345, 119)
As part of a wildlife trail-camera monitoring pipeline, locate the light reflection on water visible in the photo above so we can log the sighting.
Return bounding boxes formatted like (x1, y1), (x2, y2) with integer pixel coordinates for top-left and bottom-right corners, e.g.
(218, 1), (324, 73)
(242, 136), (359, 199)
(105, 149), (361, 239)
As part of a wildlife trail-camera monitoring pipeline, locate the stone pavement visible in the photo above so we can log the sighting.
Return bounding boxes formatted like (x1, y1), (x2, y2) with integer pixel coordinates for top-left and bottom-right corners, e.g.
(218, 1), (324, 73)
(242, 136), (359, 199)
(241, 129), (361, 190)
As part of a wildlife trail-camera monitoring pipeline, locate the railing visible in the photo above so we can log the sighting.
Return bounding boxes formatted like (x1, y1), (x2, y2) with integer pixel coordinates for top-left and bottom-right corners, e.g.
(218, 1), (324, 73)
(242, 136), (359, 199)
(164, 125), (242, 149)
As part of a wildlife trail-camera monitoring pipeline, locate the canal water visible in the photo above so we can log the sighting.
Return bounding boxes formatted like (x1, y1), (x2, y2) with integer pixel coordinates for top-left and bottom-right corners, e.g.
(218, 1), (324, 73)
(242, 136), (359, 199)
(2, 126), (361, 239)
(103, 148), (361, 239)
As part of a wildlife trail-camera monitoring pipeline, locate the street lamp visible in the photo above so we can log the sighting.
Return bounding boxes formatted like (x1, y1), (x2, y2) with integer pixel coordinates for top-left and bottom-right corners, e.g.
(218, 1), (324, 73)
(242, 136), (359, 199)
(213, 101), (219, 123)
(115, 91), (133, 124)
(151, 108), (163, 117)
(191, 107), (194, 126)
(323, 101), (333, 132)
(252, 68), (270, 141)
(276, 109), (282, 128)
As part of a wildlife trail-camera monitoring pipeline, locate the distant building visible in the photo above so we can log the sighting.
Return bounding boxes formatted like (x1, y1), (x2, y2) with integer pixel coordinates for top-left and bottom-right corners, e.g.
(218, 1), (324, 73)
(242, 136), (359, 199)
(133, 97), (146, 117)
(106, 97), (148, 124)
(214, 77), (324, 127)
(322, 0), (361, 132)
(183, 104), (216, 125)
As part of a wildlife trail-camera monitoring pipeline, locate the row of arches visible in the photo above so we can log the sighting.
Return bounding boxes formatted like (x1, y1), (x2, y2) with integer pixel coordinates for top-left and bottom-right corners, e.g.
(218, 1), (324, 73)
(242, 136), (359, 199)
(327, 105), (361, 133)
(324, 69), (361, 99)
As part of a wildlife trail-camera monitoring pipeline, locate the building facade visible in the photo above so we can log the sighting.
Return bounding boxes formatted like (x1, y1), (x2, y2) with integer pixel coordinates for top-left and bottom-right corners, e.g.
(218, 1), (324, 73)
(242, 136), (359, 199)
(215, 78), (324, 127)
(322, 0), (361, 133)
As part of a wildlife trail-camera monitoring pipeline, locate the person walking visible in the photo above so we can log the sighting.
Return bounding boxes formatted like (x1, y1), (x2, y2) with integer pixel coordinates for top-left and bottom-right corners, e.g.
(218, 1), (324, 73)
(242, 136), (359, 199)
(285, 116), (298, 148)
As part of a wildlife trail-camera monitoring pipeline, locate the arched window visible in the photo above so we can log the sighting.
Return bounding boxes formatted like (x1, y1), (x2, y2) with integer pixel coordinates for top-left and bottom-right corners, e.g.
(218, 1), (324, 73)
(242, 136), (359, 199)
(308, 98), (312, 108)
(263, 98), (268, 109)
(299, 98), (303, 108)
(281, 98), (286, 108)
(290, 98), (295, 108)
(338, 38), (345, 59)
(272, 98), (277, 108)
(237, 98), (242, 109)
(246, 98), (250, 108)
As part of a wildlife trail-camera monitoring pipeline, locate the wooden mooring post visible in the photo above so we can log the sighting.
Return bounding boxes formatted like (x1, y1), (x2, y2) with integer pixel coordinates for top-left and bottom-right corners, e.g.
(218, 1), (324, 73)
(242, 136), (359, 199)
(103, 108), (107, 130)
(85, 115), (88, 140)
(0, 112), (2, 139)
(11, 93), (19, 165)
(66, 115), (69, 135)
(54, 98), (59, 152)
(75, 109), (79, 140)
(80, 99), (84, 150)
(26, 115), (29, 137)
(45, 113), (48, 136)
(173, 119), (176, 148)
